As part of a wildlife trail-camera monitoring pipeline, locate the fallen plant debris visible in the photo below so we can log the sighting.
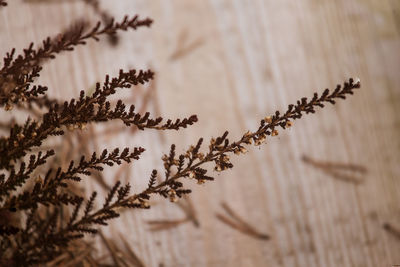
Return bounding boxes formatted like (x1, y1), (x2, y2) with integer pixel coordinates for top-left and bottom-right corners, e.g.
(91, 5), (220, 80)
(147, 218), (191, 232)
(119, 233), (146, 267)
(147, 195), (199, 231)
(176, 195), (200, 227)
(40, 231), (146, 266)
(169, 30), (205, 61)
(383, 222), (400, 241)
(0, 2), (361, 265)
(100, 231), (148, 267)
(216, 202), (270, 240)
(302, 155), (367, 184)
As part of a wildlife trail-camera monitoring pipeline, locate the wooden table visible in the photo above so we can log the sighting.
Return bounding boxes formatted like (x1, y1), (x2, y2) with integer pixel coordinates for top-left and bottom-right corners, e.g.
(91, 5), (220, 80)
(1, 0), (399, 266)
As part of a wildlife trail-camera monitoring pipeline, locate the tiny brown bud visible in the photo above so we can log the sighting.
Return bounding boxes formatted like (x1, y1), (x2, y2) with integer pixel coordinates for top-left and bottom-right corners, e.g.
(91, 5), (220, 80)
(35, 175), (43, 185)
(197, 152), (204, 160)
(244, 131), (252, 138)
(240, 146), (248, 154)
(168, 189), (178, 202)
(185, 151), (191, 158)
(215, 165), (222, 172)
(142, 201), (150, 208)
(17, 133), (24, 140)
(221, 155), (230, 163)
(264, 116), (272, 123)
(5, 103), (13, 111)
(255, 134), (267, 146)
(255, 139), (263, 146)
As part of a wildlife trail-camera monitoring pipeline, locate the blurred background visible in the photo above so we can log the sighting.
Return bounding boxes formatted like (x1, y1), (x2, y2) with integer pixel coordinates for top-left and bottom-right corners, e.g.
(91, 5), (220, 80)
(1, 0), (399, 266)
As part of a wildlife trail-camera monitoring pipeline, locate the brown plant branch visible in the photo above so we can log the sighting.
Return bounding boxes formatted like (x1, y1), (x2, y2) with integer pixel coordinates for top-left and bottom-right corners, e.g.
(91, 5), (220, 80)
(0, 69), (198, 169)
(83, 0), (120, 46)
(99, 79), (157, 138)
(65, 78), (361, 236)
(146, 173), (199, 231)
(0, 15), (153, 107)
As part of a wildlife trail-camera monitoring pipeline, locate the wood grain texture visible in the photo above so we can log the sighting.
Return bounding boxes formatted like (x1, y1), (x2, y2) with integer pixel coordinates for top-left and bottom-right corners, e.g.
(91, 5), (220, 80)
(1, 0), (399, 266)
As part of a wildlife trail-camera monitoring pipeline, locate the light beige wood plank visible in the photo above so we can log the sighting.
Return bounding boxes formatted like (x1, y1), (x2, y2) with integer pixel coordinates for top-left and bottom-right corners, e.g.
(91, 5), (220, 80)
(1, 0), (399, 266)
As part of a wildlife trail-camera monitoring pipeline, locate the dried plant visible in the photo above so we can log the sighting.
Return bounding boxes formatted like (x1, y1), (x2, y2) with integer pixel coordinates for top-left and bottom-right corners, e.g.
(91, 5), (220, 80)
(383, 223), (400, 241)
(147, 195), (199, 231)
(302, 155), (367, 184)
(216, 202), (269, 240)
(82, 0), (120, 46)
(169, 30), (205, 61)
(0, 2), (361, 265)
(0, 15), (153, 108)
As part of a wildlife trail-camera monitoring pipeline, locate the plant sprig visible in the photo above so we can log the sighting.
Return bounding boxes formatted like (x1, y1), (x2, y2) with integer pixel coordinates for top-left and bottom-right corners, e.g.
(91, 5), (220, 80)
(0, 15), (153, 108)
(63, 78), (360, 235)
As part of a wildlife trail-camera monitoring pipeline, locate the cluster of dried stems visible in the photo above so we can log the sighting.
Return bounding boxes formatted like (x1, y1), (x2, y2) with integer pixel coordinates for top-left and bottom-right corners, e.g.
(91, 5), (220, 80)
(0, 1), (368, 266)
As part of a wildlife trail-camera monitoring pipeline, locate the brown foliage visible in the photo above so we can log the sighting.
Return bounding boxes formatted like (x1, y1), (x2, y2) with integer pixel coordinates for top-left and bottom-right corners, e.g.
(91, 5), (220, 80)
(0, 2), (361, 265)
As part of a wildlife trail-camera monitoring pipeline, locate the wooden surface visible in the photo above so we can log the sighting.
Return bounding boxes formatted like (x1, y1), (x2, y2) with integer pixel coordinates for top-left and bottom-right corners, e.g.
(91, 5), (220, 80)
(1, 0), (400, 266)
